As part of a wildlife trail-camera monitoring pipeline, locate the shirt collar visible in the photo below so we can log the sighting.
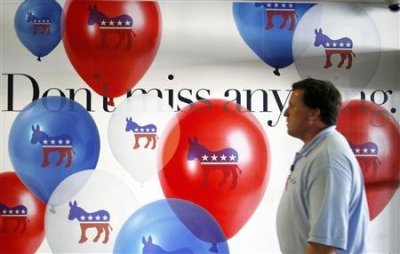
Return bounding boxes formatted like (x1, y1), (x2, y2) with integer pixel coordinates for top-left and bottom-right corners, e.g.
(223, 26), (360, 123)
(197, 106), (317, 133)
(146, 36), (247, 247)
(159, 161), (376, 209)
(298, 125), (336, 157)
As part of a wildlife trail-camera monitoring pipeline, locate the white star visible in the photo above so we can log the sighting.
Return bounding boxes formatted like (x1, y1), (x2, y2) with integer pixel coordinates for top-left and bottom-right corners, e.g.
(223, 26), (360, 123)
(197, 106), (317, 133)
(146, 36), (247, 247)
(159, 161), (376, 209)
(15, 210), (20, 214)
(65, 140), (71, 145)
(363, 148), (369, 154)
(220, 154), (227, 161)
(267, 3), (272, 8)
(340, 42), (344, 47)
(1, 209), (6, 214)
(101, 20), (107, 26)
(125, 20), (131, 26)
(355, 148), (361, 154)
(117, 20), (123, 26)
(289, 3), (294, 8)
(274, 3), (279, 8)
(103, 215), (108, 221)
(346, 42), (351, 47)
(88, 215), (93, 221)
(96, 215), (101, 221)
(43, 139), (48, 144)
(58, 139), (63, 144)
(282, 3), (286, 8)
(80, 215), (86, 221)
(229, 154), (236, 161)
(202, 154), (209, 161)
(151, 128), (156, 132)
(21, 209), (26, 214)
(140, 128), (144, 132)
(332, 42), (337, 47)
(8, 209), (13, 214)
(109, 20), (115, 26)
(370, 148), (376, 154)
(211, 154), (218, 161)
(325, 42), (331, 47)
(50, 139), (56, 144)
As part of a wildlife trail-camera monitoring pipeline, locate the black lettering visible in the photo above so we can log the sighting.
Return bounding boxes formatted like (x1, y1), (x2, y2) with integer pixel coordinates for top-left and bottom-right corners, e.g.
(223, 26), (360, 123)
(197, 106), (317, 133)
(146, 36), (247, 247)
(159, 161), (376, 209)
(267, 90), (291, 127)
(128, 88), (164, 99)
(177, 89), (194, 111)
(245, 89), (269, 112)
(102, 96), (114, 112)
(196, 89), (212, 109)
(360, 91), (366, 101)
(370, 90), (390, 105)
(43, 88), (65, 97)
(195, 88), (211, 101)
(2, 73), (40, 112)
(166, 89), (175, 110)
(67, 88), (93, 112)
(224, 89), (242, 106)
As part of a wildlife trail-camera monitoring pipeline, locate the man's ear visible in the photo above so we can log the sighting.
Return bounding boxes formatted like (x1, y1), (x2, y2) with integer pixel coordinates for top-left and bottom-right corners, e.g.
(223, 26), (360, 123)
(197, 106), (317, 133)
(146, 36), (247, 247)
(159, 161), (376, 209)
(310, 108), (321, 122)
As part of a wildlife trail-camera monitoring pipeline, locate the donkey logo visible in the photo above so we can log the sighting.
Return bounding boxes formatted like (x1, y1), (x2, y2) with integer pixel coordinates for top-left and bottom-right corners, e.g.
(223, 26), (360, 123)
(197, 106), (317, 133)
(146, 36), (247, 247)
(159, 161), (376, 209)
(125, 117), (158, 149)
(68, 201), (112, 244)
(142, 236), (194, 254)
(255, 2), (296, 31)
(88, 5), (136, 50)
(0, 203), (29, 233)
(188, 138), (242, 189)
(349, 141), (381, 178)
(30, 125), (74, 168)
(314, 28), (355, 69)
(27, 11), (51, 35)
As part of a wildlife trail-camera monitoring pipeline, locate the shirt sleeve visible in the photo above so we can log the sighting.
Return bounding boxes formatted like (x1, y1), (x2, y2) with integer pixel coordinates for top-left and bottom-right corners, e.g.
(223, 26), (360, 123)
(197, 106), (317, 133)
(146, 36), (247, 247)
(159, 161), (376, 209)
(306, 165), (352, 250)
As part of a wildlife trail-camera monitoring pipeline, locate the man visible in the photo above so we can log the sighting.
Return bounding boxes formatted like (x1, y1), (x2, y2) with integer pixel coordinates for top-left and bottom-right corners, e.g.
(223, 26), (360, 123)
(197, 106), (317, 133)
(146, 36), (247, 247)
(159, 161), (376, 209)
(276, 78), (369, 254)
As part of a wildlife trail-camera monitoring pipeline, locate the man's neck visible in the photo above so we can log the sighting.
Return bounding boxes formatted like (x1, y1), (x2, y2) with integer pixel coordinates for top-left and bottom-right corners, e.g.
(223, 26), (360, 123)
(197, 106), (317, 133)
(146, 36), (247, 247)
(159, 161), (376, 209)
(302, 123), (328, 145)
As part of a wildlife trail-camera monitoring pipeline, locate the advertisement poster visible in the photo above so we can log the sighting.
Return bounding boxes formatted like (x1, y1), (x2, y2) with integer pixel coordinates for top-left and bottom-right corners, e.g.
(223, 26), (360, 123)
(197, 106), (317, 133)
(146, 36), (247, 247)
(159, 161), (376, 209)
(1, 0), (399, 253)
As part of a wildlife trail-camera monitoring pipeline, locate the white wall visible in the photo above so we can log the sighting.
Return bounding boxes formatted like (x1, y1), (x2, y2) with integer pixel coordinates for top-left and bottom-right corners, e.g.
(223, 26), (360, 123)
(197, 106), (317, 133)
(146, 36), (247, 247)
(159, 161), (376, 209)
(1, 1), (399, 253)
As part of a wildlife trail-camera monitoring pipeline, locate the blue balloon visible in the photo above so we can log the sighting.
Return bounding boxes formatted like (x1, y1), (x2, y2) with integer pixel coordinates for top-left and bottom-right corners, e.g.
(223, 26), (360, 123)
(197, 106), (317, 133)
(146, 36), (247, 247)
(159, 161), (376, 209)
(114, 199), (229, 254)
(14, 0), (62, 61)
(8, 96), (100, 203)
(233, 2), (314, 76)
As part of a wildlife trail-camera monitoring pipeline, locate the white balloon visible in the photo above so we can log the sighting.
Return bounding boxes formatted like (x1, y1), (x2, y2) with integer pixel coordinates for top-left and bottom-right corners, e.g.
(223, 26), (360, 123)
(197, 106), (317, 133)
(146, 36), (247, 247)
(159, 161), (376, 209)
(293, 3), (381, 88)
(45, 170), (138, 253)
(108, 94), (176, 184)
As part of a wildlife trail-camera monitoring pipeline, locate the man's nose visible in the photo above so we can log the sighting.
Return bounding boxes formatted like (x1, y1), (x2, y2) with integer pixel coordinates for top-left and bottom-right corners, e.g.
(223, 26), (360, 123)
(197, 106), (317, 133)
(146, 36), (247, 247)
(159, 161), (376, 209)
(283, 109), (289, 117)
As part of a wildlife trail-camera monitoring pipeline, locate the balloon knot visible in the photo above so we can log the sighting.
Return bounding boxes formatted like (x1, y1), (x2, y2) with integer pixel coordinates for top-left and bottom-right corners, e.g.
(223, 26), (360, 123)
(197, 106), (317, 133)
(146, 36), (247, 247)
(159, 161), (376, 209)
(273, 68), (280, 76)
(49, 205), (56, 214)
(209, 243), (218, 253)
(37, 57), (42, 62)
(107, 98), (115, 107)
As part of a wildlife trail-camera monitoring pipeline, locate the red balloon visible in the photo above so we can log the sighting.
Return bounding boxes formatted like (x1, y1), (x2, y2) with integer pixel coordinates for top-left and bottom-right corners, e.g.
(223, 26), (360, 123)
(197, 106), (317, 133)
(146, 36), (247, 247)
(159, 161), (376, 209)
(0, 172), (46, 253)
(337, 100), (400, 220)
(159, 99), (270, 239)
(62, 0), (161, 106)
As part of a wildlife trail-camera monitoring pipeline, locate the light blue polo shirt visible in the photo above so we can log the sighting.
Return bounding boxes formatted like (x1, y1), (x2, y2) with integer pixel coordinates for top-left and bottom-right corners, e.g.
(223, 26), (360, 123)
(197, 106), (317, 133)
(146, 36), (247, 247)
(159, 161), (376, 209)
(276, 126), (369, 253)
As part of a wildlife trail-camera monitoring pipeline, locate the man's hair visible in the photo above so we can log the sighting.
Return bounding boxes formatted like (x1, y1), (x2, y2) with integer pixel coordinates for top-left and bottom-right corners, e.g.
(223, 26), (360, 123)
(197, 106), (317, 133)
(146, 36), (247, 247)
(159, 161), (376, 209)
(292, 78), (342, 126)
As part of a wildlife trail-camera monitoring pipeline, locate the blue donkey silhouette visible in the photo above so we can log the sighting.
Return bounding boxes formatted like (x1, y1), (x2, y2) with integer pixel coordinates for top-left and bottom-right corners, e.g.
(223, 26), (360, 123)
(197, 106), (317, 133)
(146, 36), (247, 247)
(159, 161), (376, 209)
(27, 11), (51, 35)
(314, 28), (355, 69)
(68, 201), (112, 244)
(88, 5), (136, 50)
(30, 125), (74, 168)
(188, 137), (241, 189)
(142, 236), (193, 254)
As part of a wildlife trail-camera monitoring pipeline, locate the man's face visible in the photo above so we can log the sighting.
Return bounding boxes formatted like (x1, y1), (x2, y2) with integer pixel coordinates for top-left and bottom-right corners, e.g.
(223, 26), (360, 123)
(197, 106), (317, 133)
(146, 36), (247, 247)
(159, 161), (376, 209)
(283, 89), (315, 141)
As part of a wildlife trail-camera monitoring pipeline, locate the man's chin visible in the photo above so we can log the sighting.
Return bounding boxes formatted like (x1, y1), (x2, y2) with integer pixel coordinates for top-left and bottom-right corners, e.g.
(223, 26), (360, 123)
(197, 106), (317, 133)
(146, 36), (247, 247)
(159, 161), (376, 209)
(287, 129), (295, 138)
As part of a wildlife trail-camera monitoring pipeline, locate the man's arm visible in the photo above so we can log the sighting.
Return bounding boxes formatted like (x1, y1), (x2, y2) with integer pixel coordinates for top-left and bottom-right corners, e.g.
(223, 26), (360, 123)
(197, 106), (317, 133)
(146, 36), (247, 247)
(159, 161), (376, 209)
(306, 242), (337, 254)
